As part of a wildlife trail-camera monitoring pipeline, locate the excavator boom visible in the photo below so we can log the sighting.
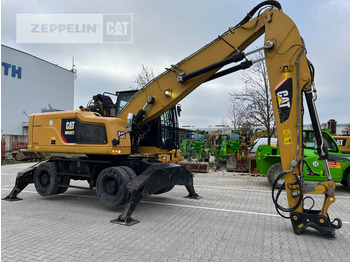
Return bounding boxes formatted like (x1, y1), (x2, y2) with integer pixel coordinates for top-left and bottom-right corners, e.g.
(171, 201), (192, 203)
(117, 1), (341, 236)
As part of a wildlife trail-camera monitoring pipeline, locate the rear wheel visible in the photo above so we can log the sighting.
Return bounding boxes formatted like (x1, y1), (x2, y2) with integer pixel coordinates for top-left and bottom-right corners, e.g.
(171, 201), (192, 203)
(96, 166), (136, 207)
(34, 162), (60, 196)
(267, 163), (284, 189)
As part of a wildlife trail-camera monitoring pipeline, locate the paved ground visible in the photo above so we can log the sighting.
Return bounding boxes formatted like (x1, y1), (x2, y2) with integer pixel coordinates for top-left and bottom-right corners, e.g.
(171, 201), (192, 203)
(1, 162), (350, 262)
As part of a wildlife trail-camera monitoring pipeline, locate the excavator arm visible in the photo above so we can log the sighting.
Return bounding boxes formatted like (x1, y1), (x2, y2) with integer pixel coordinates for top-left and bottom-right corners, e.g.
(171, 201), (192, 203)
(118, 1), (341, 236)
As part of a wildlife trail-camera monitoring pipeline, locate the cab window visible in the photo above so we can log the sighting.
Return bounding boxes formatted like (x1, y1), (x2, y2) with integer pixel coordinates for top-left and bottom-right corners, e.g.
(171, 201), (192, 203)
(303, 131), (339, 153)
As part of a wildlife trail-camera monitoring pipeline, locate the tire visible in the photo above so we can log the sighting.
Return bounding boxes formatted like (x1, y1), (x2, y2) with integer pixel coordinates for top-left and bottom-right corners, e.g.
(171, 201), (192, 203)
(55, 161), (70, 193)
(267, 163), (284, 189)
(341, 169), (350, 187)
(57, 176), (70, 194)
(96, 166), (135, 207)
(34, 162), (60, 196)
(118, 166), (137, 181)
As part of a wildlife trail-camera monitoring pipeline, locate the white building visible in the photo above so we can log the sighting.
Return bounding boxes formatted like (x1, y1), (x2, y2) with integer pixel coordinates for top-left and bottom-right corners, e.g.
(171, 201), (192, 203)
(1, 45), (75, 136)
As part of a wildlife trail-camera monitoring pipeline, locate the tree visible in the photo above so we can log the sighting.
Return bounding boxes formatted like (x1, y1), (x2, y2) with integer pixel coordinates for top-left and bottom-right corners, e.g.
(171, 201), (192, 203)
(228, 100), (246, 130)
(134, 64), (154, 89)
(228, 51), (275, 144)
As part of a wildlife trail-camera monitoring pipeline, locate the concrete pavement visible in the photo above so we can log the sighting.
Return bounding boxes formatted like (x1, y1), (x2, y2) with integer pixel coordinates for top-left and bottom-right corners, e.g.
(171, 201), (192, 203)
(2, 162), (350, 262)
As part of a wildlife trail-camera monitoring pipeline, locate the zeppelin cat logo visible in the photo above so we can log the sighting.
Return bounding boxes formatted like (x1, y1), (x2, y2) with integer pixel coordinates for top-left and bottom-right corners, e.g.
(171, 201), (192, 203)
(275, 78), (293, 123)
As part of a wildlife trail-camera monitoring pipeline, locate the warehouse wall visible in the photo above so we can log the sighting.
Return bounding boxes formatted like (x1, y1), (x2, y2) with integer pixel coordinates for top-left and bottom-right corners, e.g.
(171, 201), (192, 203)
(1, 45), (74, 135)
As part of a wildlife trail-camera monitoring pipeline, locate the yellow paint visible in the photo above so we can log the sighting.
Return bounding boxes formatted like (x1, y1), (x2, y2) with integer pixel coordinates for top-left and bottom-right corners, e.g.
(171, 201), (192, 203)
(283, 129), (292, 145)
(277, 96), (283, 106)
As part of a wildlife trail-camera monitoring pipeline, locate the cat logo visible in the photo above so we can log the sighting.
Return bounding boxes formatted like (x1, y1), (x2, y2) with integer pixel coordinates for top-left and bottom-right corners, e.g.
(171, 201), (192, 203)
(276, 90), (291, 108)
(64, 120), (76, 135)
(66, 121), (75, 130)
(275, 78), (292, 124)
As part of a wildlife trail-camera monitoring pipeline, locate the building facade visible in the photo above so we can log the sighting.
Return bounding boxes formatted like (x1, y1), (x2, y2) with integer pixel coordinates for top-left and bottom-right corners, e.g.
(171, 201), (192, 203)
(1, 45), (74, 137)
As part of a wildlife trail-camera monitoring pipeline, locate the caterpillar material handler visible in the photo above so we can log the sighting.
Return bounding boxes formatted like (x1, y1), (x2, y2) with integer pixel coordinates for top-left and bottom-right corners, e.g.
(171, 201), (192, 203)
(4, 1), (343, 236)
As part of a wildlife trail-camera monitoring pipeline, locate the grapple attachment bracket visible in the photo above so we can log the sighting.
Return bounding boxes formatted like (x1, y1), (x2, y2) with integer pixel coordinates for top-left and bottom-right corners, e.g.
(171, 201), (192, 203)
(290, 210), (342, 237)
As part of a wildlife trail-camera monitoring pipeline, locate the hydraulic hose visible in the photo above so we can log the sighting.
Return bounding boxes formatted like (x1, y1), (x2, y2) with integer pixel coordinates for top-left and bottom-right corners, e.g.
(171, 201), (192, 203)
(233, 1), (282, 30)
(272, 170), (303, 218)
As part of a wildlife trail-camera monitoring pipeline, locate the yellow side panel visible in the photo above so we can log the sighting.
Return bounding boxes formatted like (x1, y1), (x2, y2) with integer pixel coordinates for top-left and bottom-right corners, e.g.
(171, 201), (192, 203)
(28, 110), (131, 155)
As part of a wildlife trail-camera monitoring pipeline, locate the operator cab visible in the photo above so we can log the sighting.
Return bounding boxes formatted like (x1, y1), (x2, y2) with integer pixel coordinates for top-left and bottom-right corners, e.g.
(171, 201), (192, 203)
(115, 90), (138, 115)
(86, 89), (180, 152)
(230, 131), (240, 142)
(86, 90), (138, 117)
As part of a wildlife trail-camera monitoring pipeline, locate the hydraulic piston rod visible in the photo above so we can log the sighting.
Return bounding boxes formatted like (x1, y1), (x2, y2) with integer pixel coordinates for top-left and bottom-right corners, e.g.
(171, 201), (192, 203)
(177, 46), (265, 83)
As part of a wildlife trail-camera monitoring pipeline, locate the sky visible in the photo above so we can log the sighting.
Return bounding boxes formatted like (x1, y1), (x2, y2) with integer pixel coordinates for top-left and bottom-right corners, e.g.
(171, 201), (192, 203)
(2, 0), (350, 128)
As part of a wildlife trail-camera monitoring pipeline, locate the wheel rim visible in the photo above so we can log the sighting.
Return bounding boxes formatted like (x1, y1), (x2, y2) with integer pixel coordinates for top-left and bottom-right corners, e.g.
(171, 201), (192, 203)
(103, 177), (118, 195)
(39, 172), (50, 187)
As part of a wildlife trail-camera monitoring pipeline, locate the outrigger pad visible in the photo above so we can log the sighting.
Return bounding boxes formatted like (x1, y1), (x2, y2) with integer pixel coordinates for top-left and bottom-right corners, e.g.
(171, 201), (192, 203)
(183, 194), (202, 200)
(290, 210), (341, 237)
(2, 165), (37, 201)
(184, 185), (202, 199)
(2, 195), (23, 201)
(110, 217), (140, 226)
(111, 189), (142, 226)
(113, 163), (201, 225)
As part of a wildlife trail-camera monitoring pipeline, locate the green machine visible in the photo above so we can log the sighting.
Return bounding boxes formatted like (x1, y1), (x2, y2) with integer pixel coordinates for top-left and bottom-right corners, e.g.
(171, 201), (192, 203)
(181, 130), (210, 161)
(256, 129), (350, 188)
(180, 133), (193, 159)
(213, 130), (241, 162)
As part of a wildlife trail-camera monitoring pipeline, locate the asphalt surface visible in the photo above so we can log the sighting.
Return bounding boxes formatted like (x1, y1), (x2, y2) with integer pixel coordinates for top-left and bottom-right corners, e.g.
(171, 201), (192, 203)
(1, 162), (350, 262)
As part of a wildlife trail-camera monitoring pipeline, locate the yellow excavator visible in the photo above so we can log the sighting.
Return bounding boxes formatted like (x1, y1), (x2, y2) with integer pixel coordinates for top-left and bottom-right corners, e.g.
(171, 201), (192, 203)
(4, 1), (342, 236)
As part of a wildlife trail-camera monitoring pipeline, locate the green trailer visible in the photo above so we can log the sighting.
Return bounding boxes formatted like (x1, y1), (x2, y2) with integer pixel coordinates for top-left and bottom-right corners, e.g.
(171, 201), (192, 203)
(256, 129), (350, 188)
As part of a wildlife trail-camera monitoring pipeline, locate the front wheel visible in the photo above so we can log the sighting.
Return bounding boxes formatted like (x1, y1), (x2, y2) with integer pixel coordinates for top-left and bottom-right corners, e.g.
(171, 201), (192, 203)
(96, 166), (136, 207)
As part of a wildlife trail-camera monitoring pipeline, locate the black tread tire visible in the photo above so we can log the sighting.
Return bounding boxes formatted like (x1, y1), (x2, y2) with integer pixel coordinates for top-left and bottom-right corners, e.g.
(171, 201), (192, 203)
(34, 162), (60, 196)
(341, 169), (350, 187)
(267, 163), (284, 189)
(57, 176), (70, 194)
(118, 166), (137, 181)
(96, 166), (133, 207)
